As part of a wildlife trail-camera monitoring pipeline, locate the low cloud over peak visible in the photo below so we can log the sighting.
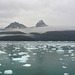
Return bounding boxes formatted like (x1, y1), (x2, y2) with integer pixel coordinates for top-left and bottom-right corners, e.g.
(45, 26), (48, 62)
(0, 0), (75, 29)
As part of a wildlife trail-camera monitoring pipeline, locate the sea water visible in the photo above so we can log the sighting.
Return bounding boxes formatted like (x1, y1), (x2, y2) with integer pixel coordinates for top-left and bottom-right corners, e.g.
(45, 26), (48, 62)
(0, 41), (75, 75)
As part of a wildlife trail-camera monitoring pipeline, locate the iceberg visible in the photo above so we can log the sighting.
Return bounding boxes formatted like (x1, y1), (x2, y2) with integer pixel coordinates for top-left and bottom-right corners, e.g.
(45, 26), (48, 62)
(18, 52), (27, 55)
(62, 66), (67, 69)
(64, 73), (69, 75)
(0, 71), (2, 74)
(4, 70), (13, 74)
(56, 50), (64, 54)
(33, 53), (37, 55)
(68, 50), (73, 53)
(23, 64), (31, 67)
(0, 51), (7, 54)
(12, 55), (29, 63)
(71, 53), (74, 56)
(26, 47), (38, 50)
(60, 58), (63, 61)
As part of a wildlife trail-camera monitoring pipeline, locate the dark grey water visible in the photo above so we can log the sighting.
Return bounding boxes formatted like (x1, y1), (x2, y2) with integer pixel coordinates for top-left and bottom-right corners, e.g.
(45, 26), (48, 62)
(0, 41), (75, 75)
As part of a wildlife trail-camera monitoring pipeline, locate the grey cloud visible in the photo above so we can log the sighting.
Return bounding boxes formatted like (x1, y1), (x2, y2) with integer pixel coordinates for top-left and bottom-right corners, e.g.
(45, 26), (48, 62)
(0, 0), (75, 28)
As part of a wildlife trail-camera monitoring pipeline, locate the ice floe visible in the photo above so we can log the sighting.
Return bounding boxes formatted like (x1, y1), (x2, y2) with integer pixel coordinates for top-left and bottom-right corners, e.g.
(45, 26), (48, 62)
(62, 66), (67, 69)
(60, 58), (63, 61)
(64, 73), (69, 75)
(12, 55), (29, 63)
(0, 51), (7, 54)
(68, 50), (73, 53)
(0, 71), (2, 74)
(0, 63), (2, 66)
(56, 50), (64, 54)
(64, 55), (69, 57)
(52, 48), (56, 50)
(71, 53), (74, 56)
(23, 64), (31, 67)
(33, 53), (37, 55)
(12, 57), (28, 63)
(26, 47), (38, 50)
(4, 70), (13, 74)
(18, 52), (27, 55)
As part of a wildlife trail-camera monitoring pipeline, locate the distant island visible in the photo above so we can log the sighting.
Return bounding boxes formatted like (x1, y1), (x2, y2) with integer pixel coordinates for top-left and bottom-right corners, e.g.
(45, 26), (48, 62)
(0, 20), (75, 41)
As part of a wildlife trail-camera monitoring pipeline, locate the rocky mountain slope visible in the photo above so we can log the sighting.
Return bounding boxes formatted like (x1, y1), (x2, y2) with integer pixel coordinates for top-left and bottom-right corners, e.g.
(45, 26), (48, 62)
(5, 22), (27, 29)
(36, 20), (48, 27)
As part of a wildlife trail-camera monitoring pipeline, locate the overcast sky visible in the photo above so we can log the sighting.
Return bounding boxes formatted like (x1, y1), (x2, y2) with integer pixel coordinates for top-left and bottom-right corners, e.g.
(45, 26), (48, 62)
(0, 0), (75, 28)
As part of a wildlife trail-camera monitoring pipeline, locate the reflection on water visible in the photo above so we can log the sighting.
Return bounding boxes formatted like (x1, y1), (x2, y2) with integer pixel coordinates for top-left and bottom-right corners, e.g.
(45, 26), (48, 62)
(0, 41), (75, 75)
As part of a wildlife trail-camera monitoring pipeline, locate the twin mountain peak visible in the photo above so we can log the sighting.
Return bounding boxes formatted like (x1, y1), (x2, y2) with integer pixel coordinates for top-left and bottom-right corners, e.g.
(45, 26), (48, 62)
(5, 20), (48, 29)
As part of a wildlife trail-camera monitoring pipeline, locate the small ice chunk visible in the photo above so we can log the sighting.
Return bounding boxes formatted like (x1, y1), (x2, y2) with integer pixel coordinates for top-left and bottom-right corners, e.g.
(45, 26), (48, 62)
(22, 55), (30, 58)
(52, 48), (56, 50)
(23, 64), (31, 67)
(0, 63), (2, 66)
(71, 53), (74, 56)
(71, 57), (75, 61)
(68, 50), (73, 53)
(33, 53), (37, 55)
(0, 51), (7, 54)
(13, 54), (17, 56)
(0, 71), (2, 74)
(15, 47), (20, 50)
(8, 54), (12, 56)
(71, 45), (75, 47)
(26, 48), (38, 50)
(56, 50), (64, 54)
(60, 58), (63, 61)
(64, 73), (69, 75)
(4, 70), (13, 74)
(62, 66), (67, 69)
(12, 56), (29, 63)
(18, 52), (27, 55)
(64, 55), (69, 57)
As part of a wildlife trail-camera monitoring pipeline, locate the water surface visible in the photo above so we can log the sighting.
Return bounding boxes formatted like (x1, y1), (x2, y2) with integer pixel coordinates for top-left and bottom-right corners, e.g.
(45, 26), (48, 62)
(0, 41), (75, 75)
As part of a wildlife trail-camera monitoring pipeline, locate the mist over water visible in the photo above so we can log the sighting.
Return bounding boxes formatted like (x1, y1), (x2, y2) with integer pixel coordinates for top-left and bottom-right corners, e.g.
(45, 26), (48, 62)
(0, 41), (75, 75)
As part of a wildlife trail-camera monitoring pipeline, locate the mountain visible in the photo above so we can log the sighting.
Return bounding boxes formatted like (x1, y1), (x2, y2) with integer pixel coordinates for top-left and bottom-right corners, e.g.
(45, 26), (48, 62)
(36, 20), (48, 27)
(5, 22), (27, 29)
(1, 30), (75, 41)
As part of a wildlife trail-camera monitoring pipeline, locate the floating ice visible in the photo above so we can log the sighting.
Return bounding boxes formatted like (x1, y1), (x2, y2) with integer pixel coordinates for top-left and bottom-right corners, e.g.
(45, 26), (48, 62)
(64, 55), (69, 57)
(62, 66), (67, 69)
(56, 50), (64, 54)
(23, 64), (31, 67)
(15, 47), (20, 50)
(71, 53), (74, 56)
(60, 58), (63, 61)
(68, 50), (73, 53)
(12, 55), (29, 63)
(71, 45), (75, 47)
(13, 53), (17, 56)
(26, 47), (38, 50)
(71, 57), (75, 61)
(52, 48), (56, 50)
(0, 51), (7, 54)
(33, 53), (37, 55)
(18, 52), (27, 55)
(0, 71), (2, 74)
(8, 54), (12, 56)
(0, 63), (2, 66)
(4, 70), (13, 74)
(64, 73), (69, 75)
(22, 55), (30, 58)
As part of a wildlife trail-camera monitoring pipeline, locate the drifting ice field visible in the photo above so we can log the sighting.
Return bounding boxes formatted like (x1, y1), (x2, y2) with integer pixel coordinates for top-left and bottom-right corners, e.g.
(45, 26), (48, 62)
(0, 41), (75, 75)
